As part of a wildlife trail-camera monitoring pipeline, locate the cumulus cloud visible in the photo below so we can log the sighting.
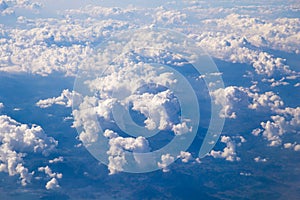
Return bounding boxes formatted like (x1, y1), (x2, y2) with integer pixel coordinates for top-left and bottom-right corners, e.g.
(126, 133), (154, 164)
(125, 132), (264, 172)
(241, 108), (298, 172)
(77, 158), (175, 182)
(0, 15), (129, 76)
(210, 136), (241, 162)
(211, 86), (285, 119)
(253, 107), (300, 147)
(177, 151), (192, 163)
(49, 156), (64, 164)
(103, 129), (150, 175)
(0, 115), (57, 186)
(211, 86), (249, 119)
(36, 89), (82, 108)
(45, 178), (60, 190)
(294, 144), (300, 151)
(157, 153), (175, 172)
(0, 2), (299, 81)
(38, 165), (62, 189)
(284, 143), (300, 151)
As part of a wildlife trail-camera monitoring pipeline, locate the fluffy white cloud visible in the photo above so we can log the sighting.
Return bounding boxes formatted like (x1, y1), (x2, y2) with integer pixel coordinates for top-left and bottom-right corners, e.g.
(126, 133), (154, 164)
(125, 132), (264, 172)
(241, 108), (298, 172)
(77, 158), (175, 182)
(210, 136), (241, 162)
(248, 91), (284, 111)
(36, 89), (82, 108)
(49, 156), (64, 164)
(157, 153), (175, 172)
(38, 165), (62, 189)
(253, 107), (300, 147)
(153, 7), (187, 26)
(211, 86), (285, 119)
(0, 102), (3, 109)
(45, 178), (60, 190)
(0, 0), (42, 16)
(172, 122), (192, 135)
(294, 144), (300, 151)
(177, 151), (192, 163)
(0, 115), (57, 186)
(38, 165), (62, 179)
(211, 86), (249, 119)
(0, 4), (298, 79)
(104, 129), (150, 175)
(0, 15), (129, 76)
(128, 90), (176, 131)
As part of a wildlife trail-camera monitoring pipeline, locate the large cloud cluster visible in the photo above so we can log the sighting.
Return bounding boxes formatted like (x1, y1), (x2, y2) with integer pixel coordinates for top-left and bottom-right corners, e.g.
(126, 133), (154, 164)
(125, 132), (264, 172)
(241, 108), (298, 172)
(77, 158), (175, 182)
(0, 115), (57, 185)
(0, 15), (130, 75)
(1, 0), (299, 179)
(211, 86), (284, 119)
(0, 2), (299, 79)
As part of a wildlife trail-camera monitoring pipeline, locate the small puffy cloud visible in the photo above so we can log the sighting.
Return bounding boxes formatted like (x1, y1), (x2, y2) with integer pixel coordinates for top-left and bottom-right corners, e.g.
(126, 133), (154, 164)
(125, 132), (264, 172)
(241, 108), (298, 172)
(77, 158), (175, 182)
(49, 156), (64, 164)
(240, 172), (252, 176)
(283, 143), (300, 151)
(178, 151), (192, 163)
(210, 136), (240, 162)
(36, 89), (82, 108)
(38, 166), (62, 179)
(284, 143), (293, 149)
(294, 144), (300, 151)
(0, 115), (57, 186)
(157, 154), (175, 172)
(45, 178), (60, 190)
(39, 165), (62, 190)
(172, 122), (192, 135)
(0, 102), (3, 109)
(254, 156), (267, 163)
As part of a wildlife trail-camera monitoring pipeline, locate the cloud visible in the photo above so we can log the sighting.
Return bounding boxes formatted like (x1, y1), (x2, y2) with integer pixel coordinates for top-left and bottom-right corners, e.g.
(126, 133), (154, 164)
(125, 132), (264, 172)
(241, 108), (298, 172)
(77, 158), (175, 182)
(38, 165), (62, 189)
(49, 156), (64, 164)
(0, 102), (3, 110)
(253, 107), (300, 147)
(38, 165), (63, 179)
(0, 0), (42, 16)
(153, 7), (187, 26)
(104, 129), (150, 175)
(0, 115), (57, 186)
(283, 142), (300, 151)
(157, 153), (175, 172)
(248, 91), (284, 111)
(45, 178), (60, 190)
(254, 156), (267, 163)
(210, 136), (241, 162)
(211, 86), (285, 119)
(177, 151), (192, 163)
(36, 89), (82, 108)
(0, 15), (129, 76)
(172, 122), (192, 135)
(211, 86), (249, 119)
